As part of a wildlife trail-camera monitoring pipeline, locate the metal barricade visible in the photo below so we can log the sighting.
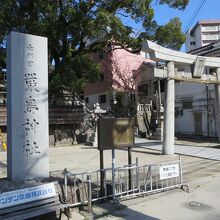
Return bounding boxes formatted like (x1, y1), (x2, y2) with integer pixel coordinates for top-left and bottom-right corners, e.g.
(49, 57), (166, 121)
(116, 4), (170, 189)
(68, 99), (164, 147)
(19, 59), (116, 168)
(63, 168), (105, 207)
(114, 160), (183, 199)
(63, 159), (183, 208)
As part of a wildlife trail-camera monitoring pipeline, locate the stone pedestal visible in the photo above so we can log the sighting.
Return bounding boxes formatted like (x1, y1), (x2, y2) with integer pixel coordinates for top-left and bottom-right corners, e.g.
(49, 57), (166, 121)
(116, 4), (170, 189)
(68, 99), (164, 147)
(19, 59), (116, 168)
(7, 32), (49, 181)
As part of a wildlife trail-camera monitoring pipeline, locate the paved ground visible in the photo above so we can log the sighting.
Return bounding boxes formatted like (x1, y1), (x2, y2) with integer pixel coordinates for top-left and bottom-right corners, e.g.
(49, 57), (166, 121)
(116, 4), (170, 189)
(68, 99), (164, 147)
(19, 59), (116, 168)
(88, 174), (220, 220)
(1, 138), (220, 219)
(136, 138), (220, 160)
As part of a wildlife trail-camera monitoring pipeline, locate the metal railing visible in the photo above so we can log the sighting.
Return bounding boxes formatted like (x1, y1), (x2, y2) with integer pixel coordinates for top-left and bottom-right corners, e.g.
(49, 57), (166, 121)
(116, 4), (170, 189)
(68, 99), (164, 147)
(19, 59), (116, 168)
(63, 159), (183, 209)
(114, 160), (182, 199)
(137, 103), (152, 112)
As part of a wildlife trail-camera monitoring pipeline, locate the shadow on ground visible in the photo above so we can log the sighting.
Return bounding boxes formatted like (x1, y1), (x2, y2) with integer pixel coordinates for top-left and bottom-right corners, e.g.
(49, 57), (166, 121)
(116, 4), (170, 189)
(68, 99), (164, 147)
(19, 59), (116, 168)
(81, 200), (159, 220)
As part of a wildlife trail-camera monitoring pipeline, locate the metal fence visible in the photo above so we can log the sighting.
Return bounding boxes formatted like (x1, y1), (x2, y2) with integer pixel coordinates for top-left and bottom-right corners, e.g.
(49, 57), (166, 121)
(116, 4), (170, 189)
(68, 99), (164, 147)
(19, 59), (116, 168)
(63, 159), (183, 209)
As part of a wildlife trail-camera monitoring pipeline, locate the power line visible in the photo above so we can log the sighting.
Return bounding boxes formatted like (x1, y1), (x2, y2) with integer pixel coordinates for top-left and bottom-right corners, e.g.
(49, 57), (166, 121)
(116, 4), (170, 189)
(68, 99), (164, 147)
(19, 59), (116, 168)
(163, 0), (208, 59)
(183, 0), (208, 33)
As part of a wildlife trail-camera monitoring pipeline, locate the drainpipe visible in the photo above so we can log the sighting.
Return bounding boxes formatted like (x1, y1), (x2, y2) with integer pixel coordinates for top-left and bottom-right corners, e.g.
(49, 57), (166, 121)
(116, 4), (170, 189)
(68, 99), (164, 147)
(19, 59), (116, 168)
(157, 79), (162, 109)
(215, 68), (220, 143)
(206, 84), (210, 137)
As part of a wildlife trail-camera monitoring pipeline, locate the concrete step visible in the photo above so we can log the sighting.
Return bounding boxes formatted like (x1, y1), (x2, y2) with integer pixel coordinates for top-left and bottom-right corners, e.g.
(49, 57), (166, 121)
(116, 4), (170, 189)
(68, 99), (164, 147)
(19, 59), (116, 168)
(85, 141), (94, 146)
(150, 127), (162, 140)
(150, 135), (162, 140)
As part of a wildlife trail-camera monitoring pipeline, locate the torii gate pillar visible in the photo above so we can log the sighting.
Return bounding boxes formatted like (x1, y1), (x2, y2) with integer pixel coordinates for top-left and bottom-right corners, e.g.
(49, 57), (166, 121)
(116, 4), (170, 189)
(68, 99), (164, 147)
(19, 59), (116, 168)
(162, 61), (175, 155)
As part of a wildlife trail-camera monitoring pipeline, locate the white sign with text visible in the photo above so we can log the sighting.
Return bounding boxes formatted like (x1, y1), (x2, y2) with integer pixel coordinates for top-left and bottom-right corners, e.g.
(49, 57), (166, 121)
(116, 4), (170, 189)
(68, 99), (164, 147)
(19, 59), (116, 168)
(159, 164), (179, 180)
(0, 183), (56, 209)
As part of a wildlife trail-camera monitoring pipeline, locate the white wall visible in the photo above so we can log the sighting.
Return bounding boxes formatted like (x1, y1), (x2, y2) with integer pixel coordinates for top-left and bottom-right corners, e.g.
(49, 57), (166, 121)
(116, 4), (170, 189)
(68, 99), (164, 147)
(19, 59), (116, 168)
(175, 109), (195, 134)
(195, 25), (203, 48)
(175, 82), (217, 137)
(185, 30), (191, 52)
(85, 93), (111, 110)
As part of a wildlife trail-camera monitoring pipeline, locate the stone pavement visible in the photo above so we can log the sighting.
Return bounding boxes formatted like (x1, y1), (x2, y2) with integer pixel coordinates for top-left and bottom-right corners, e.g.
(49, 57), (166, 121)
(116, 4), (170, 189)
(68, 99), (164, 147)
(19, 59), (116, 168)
(60, 139), (220, 220)
(80, 174), (220, 220)
(135, 138), (220, 160)
(1, 138), (220, 219)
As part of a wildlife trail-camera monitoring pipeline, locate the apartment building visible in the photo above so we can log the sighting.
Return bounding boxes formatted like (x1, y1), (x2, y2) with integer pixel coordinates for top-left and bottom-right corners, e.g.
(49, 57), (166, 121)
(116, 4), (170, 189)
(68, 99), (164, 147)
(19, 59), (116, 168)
(177, 21), (220, 137)
(186, 19), (220, 52)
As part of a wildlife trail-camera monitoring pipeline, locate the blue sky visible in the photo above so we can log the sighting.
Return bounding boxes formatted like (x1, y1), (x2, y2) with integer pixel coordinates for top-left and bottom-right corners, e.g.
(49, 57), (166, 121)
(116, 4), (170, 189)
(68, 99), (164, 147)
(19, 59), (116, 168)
(153, 0), (220, 50)
(121, 0), (220, 50)
(153, 0), (220, 31)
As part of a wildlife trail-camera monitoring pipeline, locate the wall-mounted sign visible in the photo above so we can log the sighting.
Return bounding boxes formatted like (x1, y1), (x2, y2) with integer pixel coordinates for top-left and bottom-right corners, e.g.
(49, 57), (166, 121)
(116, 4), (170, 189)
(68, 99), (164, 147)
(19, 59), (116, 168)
(159, 164), (179, 180)
(98, 118), (134, 150)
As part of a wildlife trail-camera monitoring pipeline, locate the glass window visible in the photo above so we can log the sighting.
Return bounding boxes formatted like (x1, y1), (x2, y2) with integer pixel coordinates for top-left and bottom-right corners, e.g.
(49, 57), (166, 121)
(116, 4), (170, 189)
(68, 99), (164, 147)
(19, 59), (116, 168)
(99, 51), (104, 59)
(99, 95), (106, 103)
(160, 79), (165, 93)
(182, 100), (192, 109)
(203, 34), (218, 40)
(99, 72), (104, 81)
(138, 83), (148, 95)
(204, 25), (218, 31)
(130, 93), (135, 101)
(85, 97), (89, 103)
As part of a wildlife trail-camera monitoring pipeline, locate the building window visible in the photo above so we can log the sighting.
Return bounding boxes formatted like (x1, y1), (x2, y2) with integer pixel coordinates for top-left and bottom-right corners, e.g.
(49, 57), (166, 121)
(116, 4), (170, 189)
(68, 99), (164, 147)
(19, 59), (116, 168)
(175, 108), (183, 118)
(190, 41), (196, 46)
(138, 83), (148, 96)
(204, 25), (218, 31)
(206, 67), (216, 75)
(182, 100), (192, 109)
(153, 80), (165, 94)
(175, 108), (179, 118)
(143, 84), (148, 95)
(160, 79), (165, 93)
(99, 72), (104, 81)
(85, 97), (89, 103)
(145, 53), (150, 58)
(203, 33), (219, 40)
(130, 93), (135, 101)
(99, 95), (106, 103)
(99, 51), (104, 59)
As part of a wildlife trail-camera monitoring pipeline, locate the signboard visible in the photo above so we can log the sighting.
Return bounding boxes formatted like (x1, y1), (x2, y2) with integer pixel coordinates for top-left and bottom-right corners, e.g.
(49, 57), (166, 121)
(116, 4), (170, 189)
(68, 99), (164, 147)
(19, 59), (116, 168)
(0, 183), (56, 209)
(159, 164), (179, 180)
(193, 56), (206, 78)
(98, 118), (134, 150)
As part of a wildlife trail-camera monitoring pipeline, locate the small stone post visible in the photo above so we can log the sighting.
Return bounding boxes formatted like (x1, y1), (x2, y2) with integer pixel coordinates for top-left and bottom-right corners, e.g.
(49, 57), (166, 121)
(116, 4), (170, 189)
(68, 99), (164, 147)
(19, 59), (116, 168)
(162, 61), (175, 155)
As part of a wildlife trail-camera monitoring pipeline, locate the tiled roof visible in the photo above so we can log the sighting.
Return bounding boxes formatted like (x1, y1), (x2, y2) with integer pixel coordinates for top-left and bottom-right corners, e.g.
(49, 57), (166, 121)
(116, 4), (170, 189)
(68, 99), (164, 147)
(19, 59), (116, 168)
(188, 40), (220, 56)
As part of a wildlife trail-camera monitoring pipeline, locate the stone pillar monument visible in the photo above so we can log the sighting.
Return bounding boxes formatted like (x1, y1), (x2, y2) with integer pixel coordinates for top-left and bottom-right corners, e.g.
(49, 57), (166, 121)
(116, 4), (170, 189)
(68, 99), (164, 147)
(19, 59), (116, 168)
(7, 32), (49, 181)
(162, 61), (175, 155)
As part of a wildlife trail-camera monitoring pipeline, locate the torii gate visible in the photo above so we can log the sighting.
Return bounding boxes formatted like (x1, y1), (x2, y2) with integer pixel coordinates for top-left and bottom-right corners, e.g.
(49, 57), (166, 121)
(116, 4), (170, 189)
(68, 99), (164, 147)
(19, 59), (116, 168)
(142, 40), (220, 155)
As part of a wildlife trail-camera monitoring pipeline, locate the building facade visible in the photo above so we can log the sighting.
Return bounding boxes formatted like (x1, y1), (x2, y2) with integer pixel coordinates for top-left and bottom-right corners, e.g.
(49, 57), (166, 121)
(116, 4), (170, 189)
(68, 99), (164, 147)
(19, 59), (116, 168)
(175, 81), (217, 137)
(84, 49), (149, 115)
(135, 58), (219, 138)
(186, 19), (220, 52)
